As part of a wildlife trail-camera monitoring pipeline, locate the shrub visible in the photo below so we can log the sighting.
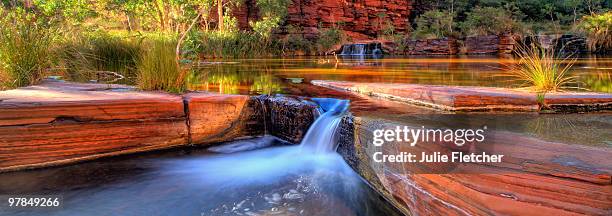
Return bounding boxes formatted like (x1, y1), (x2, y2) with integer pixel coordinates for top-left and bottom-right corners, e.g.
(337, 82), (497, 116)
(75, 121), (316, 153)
(504, 43), (576, 92)
(281, 34), (314, 56)
(460, 7), (521, 36)
(0, 11), (56, 88)
(316, 27), (343, 54)
(576, 11), (612, 52)
(198, 31), (271, 58)
(413, 10), (453, 39)
(137, 38), (186, 93)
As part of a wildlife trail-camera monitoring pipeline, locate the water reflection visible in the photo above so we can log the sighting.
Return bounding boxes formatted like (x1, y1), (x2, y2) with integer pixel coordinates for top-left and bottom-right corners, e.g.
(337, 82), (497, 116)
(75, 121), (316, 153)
(184, 56), (612, 95)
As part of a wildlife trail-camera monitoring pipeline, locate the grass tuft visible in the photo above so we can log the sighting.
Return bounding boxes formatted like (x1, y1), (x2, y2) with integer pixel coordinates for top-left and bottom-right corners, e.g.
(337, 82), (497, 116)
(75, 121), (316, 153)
(0, 13), (55, 89)
(137, 38), (187, 93)
(57, 33), (142, 82)
(504, 43), (577, 92)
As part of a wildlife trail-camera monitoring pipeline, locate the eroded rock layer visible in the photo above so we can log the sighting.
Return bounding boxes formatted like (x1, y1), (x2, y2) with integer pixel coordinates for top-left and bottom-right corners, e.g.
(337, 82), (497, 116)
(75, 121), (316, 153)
(185, 93), (264, 145)
(337, 116), (612, 215)
(0, 82), (188, 171)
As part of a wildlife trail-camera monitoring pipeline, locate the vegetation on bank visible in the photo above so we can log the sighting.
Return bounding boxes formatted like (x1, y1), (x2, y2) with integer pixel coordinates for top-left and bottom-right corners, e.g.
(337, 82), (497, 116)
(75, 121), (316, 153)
(576, 11), (612, 52)
(0, 1), (609, 92)
(0, 9), (55, 89)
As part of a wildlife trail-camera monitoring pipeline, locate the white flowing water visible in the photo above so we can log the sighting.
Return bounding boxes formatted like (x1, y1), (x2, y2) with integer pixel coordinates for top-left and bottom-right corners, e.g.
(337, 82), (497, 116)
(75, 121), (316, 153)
(300, 98), (350, 153)
(352, 44), (366, 55)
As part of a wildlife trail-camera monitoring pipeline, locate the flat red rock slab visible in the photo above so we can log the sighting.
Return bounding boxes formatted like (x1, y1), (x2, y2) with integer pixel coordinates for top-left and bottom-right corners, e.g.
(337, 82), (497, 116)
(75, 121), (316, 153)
(312, 80), (612, 112)
(0, 80), (188, 171)
(0, 81), (185, 126)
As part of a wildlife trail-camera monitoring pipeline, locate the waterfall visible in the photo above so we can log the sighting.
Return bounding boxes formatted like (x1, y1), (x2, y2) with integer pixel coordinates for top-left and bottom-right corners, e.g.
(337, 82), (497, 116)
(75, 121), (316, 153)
(352, 44), (365, 55)
(338, 43), (383, 57)
(341, 45), (351, 55)
(300, 98), (349, 154)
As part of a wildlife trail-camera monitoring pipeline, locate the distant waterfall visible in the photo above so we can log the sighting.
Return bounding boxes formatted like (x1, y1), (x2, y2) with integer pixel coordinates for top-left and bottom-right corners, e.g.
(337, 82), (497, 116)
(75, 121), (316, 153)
(338, 43), (383, 57)
(300, 98), (349, 154)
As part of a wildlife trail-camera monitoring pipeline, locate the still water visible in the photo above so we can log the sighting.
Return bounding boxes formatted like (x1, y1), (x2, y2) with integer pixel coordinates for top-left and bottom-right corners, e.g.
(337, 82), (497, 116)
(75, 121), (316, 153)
(186, 56), (612, 95)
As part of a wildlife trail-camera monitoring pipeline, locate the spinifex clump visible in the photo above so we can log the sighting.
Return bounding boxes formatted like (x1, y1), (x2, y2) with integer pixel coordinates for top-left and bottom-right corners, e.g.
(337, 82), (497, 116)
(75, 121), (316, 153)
(505, 43), (577, 92)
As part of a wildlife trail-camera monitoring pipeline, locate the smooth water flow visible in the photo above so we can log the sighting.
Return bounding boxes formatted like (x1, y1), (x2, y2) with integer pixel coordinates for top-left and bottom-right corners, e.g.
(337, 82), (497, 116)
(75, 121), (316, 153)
(0, 97), (400, 216)
(300, 98), (350, 153)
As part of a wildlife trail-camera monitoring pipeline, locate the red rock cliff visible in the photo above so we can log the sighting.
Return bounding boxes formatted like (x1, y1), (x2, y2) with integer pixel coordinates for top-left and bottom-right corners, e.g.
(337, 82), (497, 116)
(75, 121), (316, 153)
(234, 0), (413, 40)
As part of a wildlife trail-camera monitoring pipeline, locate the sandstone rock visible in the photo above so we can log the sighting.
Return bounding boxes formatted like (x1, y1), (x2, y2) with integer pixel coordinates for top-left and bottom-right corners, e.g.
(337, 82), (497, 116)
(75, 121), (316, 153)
(263, 96), (319, 143)
(405, 38), (459, 55)
(234, 0), (414, 39)
(465, 35), (499, 54)
(464, 34), (517, 54)
(0, 80), (188, 172)
(312, 80), (612, 112)
(337, 116), (612, 215)
(0, 81), (323, 172)
(184, 93), (264, 145)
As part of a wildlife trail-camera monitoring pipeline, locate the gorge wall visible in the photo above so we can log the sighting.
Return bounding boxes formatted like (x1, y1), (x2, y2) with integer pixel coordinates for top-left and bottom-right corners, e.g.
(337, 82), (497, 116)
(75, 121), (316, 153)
(234, 0), (414, 40)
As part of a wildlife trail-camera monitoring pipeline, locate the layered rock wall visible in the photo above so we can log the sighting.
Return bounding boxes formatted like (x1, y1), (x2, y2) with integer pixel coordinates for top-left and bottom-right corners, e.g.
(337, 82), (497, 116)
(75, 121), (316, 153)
(464, 34), (517, 54)
(235, 0), (414, 40)
(404, 38), (459, 55)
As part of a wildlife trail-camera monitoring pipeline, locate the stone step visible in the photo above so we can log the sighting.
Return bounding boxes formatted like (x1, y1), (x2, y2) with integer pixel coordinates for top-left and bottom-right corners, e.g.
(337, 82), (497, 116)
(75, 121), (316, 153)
(312, 80), (612, 112)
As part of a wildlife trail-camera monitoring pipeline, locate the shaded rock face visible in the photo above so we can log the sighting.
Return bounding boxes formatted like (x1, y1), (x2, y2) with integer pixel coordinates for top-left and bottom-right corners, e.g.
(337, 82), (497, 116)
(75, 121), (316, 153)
(404, 38), (458, 55)
(259, 95), (319, 143)
(336, 116), (612, 215)
(463, 34), (518, 54)
(235, 0), (414, 39)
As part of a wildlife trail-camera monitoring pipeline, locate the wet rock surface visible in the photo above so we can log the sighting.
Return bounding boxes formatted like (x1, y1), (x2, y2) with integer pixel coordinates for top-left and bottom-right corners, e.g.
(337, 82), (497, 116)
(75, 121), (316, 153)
(261, 95), (319, 143)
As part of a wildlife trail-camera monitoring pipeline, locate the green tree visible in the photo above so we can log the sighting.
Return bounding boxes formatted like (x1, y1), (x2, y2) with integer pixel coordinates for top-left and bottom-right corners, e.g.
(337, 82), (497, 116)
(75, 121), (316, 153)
(460, 6), (520, 36)
(413, 10), (453, 39)
(250, 0), (291, 38)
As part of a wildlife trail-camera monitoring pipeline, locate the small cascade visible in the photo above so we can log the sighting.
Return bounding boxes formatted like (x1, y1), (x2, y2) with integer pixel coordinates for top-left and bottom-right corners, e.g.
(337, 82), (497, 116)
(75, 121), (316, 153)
(338, 42), (383, 57)
(300, 98), (350, 154)
(341, 45), (352, 55)
(352, 44), (366, 55)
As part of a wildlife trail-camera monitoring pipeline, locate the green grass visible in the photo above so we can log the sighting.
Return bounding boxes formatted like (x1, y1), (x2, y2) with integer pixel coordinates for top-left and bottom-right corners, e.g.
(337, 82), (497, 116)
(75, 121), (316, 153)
(0, 14), (55, 89)
(57, 33), (142, 82)
(504, 43), (577, 92)
(137, 38), (186, 93)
